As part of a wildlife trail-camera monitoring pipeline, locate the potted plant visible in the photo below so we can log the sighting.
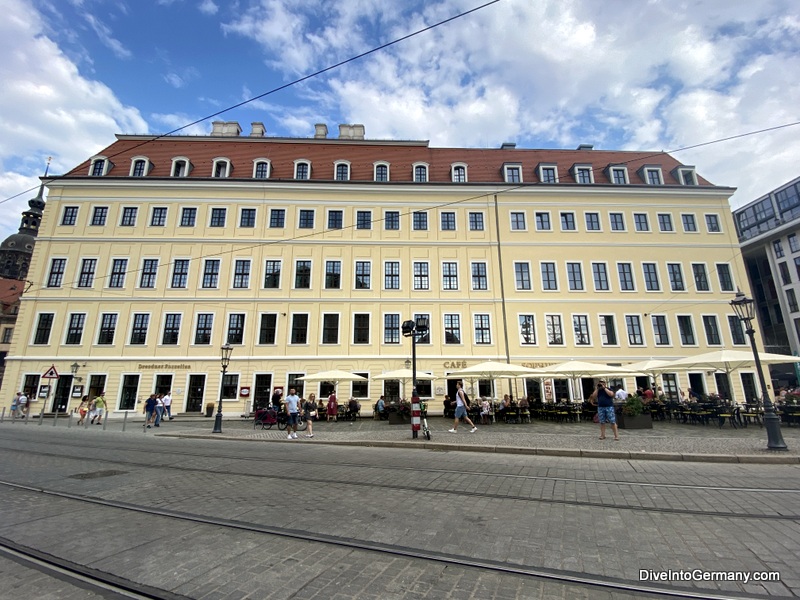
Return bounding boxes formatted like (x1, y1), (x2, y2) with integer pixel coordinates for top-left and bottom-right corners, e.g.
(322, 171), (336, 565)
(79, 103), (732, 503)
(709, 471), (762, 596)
(386, 399), (410, 424)
(617, 395), (652, 429)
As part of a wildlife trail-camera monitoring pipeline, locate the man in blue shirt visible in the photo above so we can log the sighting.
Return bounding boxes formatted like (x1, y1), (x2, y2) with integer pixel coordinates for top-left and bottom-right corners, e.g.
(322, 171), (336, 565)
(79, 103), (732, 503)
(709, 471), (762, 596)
(284, 388), (301, 440)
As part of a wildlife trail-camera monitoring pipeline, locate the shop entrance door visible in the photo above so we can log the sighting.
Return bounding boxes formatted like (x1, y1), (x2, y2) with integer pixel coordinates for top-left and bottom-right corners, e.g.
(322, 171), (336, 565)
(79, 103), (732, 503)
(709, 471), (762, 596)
(186, 375), (205, 412)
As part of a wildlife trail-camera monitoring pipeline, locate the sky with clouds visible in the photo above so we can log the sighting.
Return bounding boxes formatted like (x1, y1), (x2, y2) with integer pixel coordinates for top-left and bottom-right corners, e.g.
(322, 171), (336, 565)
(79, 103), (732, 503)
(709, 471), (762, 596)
(1, 0), (799, 242)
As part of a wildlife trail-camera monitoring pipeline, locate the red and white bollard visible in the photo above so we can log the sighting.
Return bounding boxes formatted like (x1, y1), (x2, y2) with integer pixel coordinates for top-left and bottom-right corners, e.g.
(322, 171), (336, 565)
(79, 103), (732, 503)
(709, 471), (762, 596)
(411, 393), (421, 439)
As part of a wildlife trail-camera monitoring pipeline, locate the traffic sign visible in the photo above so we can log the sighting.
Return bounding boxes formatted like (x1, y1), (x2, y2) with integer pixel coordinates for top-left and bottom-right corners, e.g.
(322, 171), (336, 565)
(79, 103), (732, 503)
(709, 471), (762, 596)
(42, 365), (60, 379)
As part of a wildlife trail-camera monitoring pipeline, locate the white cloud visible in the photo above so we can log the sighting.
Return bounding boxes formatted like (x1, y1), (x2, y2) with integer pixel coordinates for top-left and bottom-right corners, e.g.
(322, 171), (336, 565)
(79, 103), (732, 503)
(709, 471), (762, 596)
(198, 0), (218, 15)
(84, 13), (132, 59)
(0, 0), (147, 240)
(223, 0), (800, 208)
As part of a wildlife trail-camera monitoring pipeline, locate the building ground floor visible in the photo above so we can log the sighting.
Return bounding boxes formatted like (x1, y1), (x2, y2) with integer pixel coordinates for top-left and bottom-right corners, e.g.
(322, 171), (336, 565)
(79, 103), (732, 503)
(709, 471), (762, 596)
(0, 355), (771, 419)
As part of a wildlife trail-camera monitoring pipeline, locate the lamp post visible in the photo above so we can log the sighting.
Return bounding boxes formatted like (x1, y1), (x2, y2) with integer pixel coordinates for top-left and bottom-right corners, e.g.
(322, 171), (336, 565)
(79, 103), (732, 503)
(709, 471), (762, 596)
(212, 344), (233, 434)
(402, 315), (429, 439)
(730, 290), (787, 450)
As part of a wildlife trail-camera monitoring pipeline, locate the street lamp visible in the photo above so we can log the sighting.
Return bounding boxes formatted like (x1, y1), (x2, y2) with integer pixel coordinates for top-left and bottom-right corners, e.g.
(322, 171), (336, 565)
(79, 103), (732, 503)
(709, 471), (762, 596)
(402, 316), (429, 439)
(404, 359), (412, 370)
(70, 362), (83, 382)
(730, 290), (787, 450)
(212, 344), (234, 434)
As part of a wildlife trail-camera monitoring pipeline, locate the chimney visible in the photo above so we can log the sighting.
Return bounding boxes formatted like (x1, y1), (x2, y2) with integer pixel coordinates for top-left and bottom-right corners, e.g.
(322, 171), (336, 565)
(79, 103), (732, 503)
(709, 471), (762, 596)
(250, 122), (266, 137)
(338, 124), (365, 140)
(500, 142), (516, 150)
(211, 121), (242, 137)
(577, 143), (594, 150)
(314, 123), (328, 139)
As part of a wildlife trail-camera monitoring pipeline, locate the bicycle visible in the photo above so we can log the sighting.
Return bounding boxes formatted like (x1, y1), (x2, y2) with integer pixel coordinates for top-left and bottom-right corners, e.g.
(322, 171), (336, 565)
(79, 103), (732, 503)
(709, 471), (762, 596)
(277, 411), (308, 432)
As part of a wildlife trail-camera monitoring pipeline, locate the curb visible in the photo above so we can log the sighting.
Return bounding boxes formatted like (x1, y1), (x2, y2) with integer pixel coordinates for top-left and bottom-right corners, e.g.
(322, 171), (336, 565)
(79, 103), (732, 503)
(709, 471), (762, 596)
(161, 433), (800, 463)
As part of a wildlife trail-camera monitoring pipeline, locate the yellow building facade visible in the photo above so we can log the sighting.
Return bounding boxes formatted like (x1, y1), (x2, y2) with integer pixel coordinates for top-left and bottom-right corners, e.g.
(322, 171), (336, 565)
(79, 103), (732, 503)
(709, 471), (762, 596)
(0, 123), (761, 416)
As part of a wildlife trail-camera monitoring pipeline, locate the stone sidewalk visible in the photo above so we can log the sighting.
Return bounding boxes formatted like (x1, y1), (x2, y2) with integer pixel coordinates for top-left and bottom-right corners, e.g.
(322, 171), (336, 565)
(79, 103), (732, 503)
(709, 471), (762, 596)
(153, 414), (800, 464)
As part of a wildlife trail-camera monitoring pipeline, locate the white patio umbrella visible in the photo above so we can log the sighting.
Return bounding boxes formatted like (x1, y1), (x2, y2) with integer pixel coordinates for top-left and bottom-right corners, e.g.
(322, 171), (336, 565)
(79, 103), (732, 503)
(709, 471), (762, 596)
(625, 358), (676, 397)
(372, 368), (438, 399)
(446, 361), (540, 420)
(660, 349), (799, 402)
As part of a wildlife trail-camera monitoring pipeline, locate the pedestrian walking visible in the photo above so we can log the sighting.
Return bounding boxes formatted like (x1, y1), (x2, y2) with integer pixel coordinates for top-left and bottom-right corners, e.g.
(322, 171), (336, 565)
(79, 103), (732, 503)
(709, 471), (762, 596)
(77, 395), (90, 425)
(284, 388), (301, 439)
(303, 393), (317, 438)
(271, 388), (283, 410)
(17, 392), (28, 419)
(154, 394), (165, 427)
(11, 393), (20, 418)
(591, 380), (619, 441)
(449, 382), (477, 433)
(143, 394), (157, 429)
(91, 392), (106, 425)
(163, 391), (173, 420)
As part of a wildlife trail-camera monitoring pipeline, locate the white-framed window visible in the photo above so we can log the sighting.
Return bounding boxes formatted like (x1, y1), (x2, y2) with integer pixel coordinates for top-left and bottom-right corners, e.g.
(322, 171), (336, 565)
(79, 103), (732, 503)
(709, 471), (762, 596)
(321, 313), (340, 345)
(150, 207), (168, 227)
(290, 313), (310, 344)
(201, 259), (221, 289)
(585, 212), (601, 231)
(232, 259), (251, 289)
(634, 213), (649, 232)
(60, 206), (79, 226)
(129, 156), (151, 177)
(702, 315), (722, 346)
(209, 207), (227, 227)
(374, 162), (390, 182)
(657, 213), (674, 232)
(89, 155), (112, 176)
(566, 262), (584, 291)
(383, 313), (401, 344)
(471, 261), (488, 290)
(674, 166), (697, 185)
(469, 212), (485, 231)
(442, 261), (459, 290)
(681, 214), (698, 232)
(473, 313), (492, 345)
(356, 210), (372, 230)
(560, 212), (576, 231)
(451, 163), (468, 183)
(676, 315), (697, 345)
(413, 262), (429, 290)
(253, 159), (271, 179)
(108, 258), (128, 288)
(443, 314), (462, 344)
(642, 166), (663, 185)
(617, 262), (635, 291)
(412, 211), (428, 231)
(573, 164), (594, 184)
(161, 313), (182, 346)
(716, 263), (735, 292)
(609, 212), (625, 231)
(608, 165), (628, 185)
(334, 160), (350, 181)
(412, 162), (429, 182)
(705, 214), (721, 233)
(510, 211), (527, 231)
(541, 262), (558, 291)
(642, 262), (660, 291)
(440, 211), (456, 231)
(572, 315), (592, 346)
(129, 313), (149, 346)
(354, 260), (371, 290)
(384, 210), (400, 231)
(535, 212), (551, 231)
(692, 263), (711, 292)
(598, 314), (618, 346)
(591, 262), (610, 291)
(294, 160), (311, 180)
(294, 260), (312, 289)
(298, 209), (315, 229)
(211, 157), (231, 178)
(239, 208), (256, 228)
(352, 313), (371, 345)
(171, 157), (191, 177)
(504, 164), (523, 183)
(625, 315), (644, 346)
(47, 258), (67, 288)
(651, 314), (671, 346)
(514, 262), (532, 290)
(384, 261), (400, 290)
(518, 314), (536, 345)
(667, 263), (685, 291)
(538, 164), (558, 183)
(545, 314), (564, 345)
(120, 206), (138, 227)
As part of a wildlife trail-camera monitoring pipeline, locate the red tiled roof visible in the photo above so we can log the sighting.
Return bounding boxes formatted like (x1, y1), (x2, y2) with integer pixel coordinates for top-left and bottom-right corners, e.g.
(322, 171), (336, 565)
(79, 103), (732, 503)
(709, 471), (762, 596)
(63, 135), (715, 186)
(0, 278), (24, 309)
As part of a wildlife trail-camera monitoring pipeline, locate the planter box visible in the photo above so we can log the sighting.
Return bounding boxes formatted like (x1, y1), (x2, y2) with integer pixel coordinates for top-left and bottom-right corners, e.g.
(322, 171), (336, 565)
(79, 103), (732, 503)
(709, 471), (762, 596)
(387, 412), (409, 425)
(618, 413), (653, 429)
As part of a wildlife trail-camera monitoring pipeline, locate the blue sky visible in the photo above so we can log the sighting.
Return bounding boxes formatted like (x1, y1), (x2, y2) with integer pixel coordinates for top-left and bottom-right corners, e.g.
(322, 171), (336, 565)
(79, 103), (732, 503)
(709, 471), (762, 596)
(1, 0), (799, 242)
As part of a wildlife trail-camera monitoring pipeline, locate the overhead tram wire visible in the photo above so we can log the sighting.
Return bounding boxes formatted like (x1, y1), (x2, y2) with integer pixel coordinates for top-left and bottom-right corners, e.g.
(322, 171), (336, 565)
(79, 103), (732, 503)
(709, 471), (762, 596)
(0, 0), (503, 206)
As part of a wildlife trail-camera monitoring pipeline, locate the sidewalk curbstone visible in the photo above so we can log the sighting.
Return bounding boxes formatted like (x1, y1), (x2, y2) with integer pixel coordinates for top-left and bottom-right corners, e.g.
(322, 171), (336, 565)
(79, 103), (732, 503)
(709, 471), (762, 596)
(535, 448), (582, 458)
(736, 454), (800, 464)
(580, 449), (631, 459)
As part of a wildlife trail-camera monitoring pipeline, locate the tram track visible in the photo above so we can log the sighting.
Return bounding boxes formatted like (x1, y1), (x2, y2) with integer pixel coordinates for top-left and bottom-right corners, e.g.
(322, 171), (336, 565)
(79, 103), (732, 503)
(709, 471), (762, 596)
(0, 479), (773, 600)
(0, 438), (798, 520)
(2, 435), (799, 495)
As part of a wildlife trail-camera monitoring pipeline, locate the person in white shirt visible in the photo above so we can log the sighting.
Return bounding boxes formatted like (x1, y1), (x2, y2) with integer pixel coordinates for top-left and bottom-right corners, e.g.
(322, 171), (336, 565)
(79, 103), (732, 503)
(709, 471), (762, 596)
(614, 386), (629, 401)
(163, 391), (173, 420)
(283, 388), (301, 439)
(17, 392), (28, 418)
(448, 382), (477, 433)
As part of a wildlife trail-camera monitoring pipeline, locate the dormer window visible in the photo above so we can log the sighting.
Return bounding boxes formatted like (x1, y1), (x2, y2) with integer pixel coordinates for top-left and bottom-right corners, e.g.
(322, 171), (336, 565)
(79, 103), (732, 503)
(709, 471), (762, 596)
(640, 165), (663, 185)
(413, 163), (429, 182)
(171, 157), (192, 177)
(374, 162), (390, 182)
(130, 157), (151, 177)
(451, 163), (467, 183)
(538, 164), (558, 183)
(503, 164), (523, 183)
(334, 161), (350, 181)
(89, 156), (111, 177)
(294, 160), (311, 180)
(572, 164), (594, 184)
(212, 158), (231, 178)
(607, 165), (628, 185)
(674, 166), (697, 186)
(253, 159), (271, 179)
